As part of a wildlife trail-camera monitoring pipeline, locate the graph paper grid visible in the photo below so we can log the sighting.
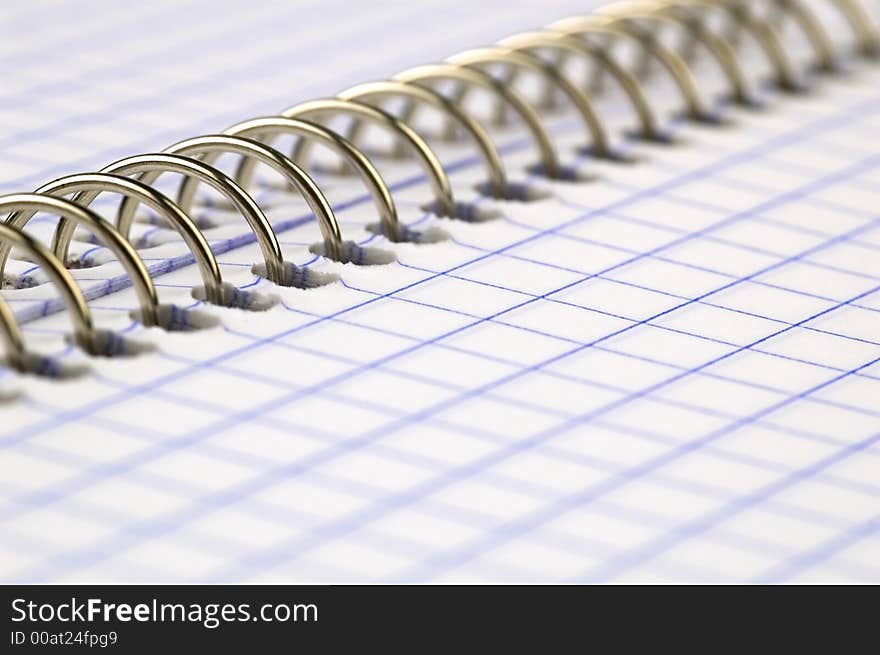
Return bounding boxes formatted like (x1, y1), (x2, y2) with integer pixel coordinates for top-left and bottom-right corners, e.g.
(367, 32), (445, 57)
(1, 0), (879, 583)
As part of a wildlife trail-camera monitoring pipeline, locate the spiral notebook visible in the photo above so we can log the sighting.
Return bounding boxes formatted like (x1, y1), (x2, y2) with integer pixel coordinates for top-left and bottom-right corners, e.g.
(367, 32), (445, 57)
(1, 0), (880, 583)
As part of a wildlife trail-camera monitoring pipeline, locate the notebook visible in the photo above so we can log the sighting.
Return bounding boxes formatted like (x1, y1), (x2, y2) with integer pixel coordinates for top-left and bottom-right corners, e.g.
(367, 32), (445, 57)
(1, 0), (879, 583)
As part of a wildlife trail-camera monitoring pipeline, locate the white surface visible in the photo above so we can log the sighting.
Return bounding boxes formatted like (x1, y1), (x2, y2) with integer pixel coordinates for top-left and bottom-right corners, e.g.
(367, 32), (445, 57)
(0, 0), (879, 583)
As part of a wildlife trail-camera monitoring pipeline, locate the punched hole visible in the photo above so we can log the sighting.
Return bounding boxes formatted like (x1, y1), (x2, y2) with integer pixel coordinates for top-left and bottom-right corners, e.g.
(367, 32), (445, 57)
(474, 180), (554, 201)
(776, 76), (813, 96)
(523, 164), (595, 184)
(309, 240), (397, 266)
(251, 261), (341, 289)
(66, 329), (155, 358)
(3, 267), (50, 289)
(365, 222), (449, 243)
(577, 145), (640, 164)
(134, 210), (221, 230)
(130, 304), (221, 333)
(685, 108), (730, 126)
(0, 383), (21, 403)
(64, 246), (117, 270)
(5, 352), (90, 380)
(420, 199), (502, 223)
(722, 91), (769, 111)
(191, 282), (279, 312)
(624, 127), (680, 145)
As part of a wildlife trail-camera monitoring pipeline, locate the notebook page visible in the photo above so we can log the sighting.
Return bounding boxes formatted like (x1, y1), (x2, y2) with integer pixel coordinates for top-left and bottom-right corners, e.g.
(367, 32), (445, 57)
(1, 1), (880, 583)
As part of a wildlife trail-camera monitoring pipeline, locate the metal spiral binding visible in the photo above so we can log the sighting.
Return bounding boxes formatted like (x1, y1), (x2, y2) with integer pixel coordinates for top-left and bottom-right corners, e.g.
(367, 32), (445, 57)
(0, 197), (105, 367)
(0, 0), (876, 375)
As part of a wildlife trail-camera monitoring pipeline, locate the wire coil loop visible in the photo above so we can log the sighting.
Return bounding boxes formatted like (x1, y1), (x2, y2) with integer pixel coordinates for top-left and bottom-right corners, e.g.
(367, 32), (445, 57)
(1, 0), (877, 378)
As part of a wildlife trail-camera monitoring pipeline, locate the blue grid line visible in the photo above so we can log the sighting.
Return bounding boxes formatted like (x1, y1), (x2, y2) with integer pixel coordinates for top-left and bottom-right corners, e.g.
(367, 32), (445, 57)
(437, 237), (880, 352)
(5, 66), (880, 327)
(406, 240), (880, 352)
(601, 159), (880, 232)
(198, 254), (880, 579)
(0, 1), (216, 67)
(2, 126), (878, 488)
(391, 324), (880, 582)
(5, 443), (869, 583)
(0, 0), (583, 190)
(754, 514), (880, 582)
(593, 207), (880, 283)
(271, 295), (880, 431)
(0, 100), (861, 341)
(5, 86), (878, 359)
(33, 283), (878, 471)
(495, 211), (880, 313)
(1, 12), (880, 580)
(139, 339), (879, 500)
(601, 180), (880, 239)
(0, 0), (401, 133)
(9, 458), (867, 583)
(9, 365), (868, 580)
(339, 278), (869, 390)
(582, 427), (880, 582)
(21, 189), (880, 579)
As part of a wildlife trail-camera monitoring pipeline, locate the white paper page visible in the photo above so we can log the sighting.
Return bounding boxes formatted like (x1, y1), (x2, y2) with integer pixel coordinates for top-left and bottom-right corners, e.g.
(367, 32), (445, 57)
(1, 1), (879, 583)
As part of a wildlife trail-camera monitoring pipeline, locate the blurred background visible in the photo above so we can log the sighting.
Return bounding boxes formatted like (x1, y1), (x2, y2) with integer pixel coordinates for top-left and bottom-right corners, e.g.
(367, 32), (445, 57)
(0, 0), (619, 193)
